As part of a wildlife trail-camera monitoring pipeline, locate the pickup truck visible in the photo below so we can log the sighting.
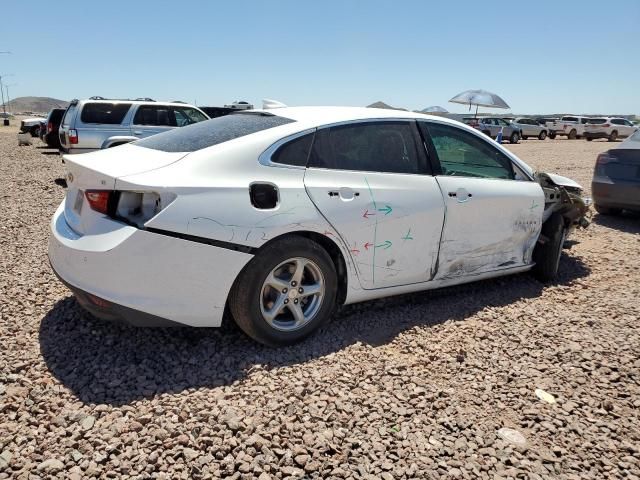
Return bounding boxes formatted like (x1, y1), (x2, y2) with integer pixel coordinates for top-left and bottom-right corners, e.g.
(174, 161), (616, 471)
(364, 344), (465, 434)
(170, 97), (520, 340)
(19, 116), (46, 137)
(547, 116), (592, 140)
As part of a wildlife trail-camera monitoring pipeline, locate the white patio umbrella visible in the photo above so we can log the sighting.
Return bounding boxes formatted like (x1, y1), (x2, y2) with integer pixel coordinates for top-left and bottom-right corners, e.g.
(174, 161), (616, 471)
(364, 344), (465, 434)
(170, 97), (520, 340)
(421, 105), (449, 113)
(449, 89), (510, 118)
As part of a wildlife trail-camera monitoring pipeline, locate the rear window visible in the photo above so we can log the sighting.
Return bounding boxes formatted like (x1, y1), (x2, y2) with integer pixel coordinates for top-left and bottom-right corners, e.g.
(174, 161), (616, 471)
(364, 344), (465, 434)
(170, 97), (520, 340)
(134, 113), (295, 152)
(80, 103), (131, 124)
(61, 104), (77, 127)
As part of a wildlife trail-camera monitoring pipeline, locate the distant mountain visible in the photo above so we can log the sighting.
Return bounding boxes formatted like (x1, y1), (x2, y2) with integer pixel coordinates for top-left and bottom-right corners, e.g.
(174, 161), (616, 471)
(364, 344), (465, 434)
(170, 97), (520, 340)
(366, 101), (407, 111)
(2, 96), (69, 114)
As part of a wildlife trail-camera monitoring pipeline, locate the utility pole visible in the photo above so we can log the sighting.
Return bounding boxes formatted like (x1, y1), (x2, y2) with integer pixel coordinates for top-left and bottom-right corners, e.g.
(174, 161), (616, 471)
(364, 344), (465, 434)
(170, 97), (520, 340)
(0, 73), (14, 120)
(5, 83), (16, 114)
(0, 52), (12, 125)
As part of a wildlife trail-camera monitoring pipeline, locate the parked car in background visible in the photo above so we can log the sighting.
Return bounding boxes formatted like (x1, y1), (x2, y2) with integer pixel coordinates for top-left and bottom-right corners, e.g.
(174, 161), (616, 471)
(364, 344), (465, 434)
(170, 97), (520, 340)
(512, 117), (548, 140)
(49, 107), (589, 346)
(198, 106), (240, 118)
(584, 117), (638, 142)
(536, 117), (559, 127)
(463, 117), (522, 143)
(58, 97), (209, 154)
(19, 116), (46, 137)
(41, 108), (67, 149)
(592, 129), (640, 214)
(547, 115), (591, 139)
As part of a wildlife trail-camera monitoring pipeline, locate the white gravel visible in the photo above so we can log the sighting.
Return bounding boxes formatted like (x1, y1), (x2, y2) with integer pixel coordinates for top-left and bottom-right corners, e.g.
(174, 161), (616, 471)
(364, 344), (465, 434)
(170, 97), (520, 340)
(1, 129), (639, 480)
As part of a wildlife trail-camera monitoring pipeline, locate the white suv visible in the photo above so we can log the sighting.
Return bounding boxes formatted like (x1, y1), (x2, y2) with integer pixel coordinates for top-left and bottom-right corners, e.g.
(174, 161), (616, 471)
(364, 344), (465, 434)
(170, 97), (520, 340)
(584, 117), (638, 142)
(58, 97), (209, 154)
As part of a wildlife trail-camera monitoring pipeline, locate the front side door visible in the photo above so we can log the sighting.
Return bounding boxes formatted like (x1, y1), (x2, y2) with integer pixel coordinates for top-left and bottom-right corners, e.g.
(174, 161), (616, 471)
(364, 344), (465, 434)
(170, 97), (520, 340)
(303, 121), (446, 289)
(420, 121), (544, 280)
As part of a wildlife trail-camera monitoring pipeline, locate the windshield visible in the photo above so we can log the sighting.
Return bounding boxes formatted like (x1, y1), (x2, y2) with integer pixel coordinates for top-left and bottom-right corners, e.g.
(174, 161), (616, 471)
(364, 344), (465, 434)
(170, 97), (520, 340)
(134, 113), (295, 152)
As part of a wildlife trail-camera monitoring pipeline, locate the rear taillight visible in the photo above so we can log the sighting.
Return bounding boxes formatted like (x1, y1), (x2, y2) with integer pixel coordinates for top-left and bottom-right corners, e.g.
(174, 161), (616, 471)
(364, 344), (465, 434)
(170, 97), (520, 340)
(595, 153), (615, 175)
(602, 124), (610, 128)
(47, 122), (53, 133)
(85, 190), (112, 214)
(69, 129), (78, 145)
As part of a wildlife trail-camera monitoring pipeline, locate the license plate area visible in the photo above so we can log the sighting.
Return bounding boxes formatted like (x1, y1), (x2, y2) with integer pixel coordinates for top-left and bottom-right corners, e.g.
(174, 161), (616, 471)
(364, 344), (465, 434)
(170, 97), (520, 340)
(73, 189), (84, 214)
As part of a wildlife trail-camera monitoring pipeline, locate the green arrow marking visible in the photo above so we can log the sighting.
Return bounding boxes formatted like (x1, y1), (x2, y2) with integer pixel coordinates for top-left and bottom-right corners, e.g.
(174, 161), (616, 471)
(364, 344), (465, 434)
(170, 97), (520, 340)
(530, 200), (540, 211)
(378, 205), (393, 215)
(375, 240), (392, 249)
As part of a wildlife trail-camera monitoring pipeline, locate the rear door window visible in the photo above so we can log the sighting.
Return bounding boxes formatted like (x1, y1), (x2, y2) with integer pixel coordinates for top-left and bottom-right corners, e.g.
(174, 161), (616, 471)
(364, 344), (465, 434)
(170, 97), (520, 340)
(421, 122), (514, 180)
(611, 119), (624, 125)
(133, 106), (174, 126)
(271, 133), (314, 167)
(134, 113), (295, 152)
(562, 116), (578, 122)
(308, 121), (423, 174)
(80, 103), (131, 124)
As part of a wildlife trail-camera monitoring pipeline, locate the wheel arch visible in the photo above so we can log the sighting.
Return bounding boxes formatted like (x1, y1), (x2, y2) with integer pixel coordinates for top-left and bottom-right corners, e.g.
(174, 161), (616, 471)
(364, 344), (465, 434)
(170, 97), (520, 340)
(260, 231), (349, 307)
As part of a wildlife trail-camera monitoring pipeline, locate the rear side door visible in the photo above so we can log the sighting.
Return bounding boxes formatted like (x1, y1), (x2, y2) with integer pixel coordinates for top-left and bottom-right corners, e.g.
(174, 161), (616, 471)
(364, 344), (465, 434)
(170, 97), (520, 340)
(75, 102), (132, 149)
(419, 121), (544, 279)
(303, 120), (445, 289)
(131, 105), (176, 139)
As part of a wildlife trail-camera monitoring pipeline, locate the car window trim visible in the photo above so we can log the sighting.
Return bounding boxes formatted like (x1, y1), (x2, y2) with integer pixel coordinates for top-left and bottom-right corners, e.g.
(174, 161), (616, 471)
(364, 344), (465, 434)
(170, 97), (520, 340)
(419, 120), (527, 182)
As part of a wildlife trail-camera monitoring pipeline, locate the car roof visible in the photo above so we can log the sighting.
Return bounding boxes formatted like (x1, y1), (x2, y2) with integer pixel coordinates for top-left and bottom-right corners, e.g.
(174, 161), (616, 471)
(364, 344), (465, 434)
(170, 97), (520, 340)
(77, 99), (199, 108)
(250, 106), (453, 129)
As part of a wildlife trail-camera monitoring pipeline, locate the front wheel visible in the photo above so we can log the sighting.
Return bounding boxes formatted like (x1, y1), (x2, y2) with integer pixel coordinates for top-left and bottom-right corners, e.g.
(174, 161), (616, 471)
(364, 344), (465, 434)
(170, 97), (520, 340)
(532, 213), (566, 282)
(538, 131), (547, 140)
(568, 129), (577, 140)
(608, 131), (618, 142)
(509, 132), (520, 144)
(229, 236), (338, 346)
(548, 132), (556, 139)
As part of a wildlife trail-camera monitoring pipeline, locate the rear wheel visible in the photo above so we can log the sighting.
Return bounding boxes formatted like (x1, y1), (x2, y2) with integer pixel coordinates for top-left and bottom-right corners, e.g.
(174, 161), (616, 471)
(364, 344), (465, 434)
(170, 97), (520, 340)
(594, 204), (622, 216)
(229, 236), (338, 346)
(532, 213), (566, 281)
(586, 137), (593, 141)
(608, 130), (618, 142)
(509, 132), (520, 144)
(568, 129), (577, 140)
(538, 131), (547, 140)
(30, 125), (41, 137)
(548, 132), (556, 139)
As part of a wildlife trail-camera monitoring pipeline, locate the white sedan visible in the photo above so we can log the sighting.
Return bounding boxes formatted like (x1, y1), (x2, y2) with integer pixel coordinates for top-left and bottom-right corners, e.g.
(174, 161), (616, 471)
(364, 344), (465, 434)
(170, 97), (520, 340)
(49, 107), (589, 346)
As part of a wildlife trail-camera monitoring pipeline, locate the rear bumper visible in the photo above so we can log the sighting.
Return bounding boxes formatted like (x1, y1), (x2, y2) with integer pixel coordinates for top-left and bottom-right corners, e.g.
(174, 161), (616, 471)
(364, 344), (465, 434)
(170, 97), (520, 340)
(48, 202), (253, 327)
(59, 146), (98, 154)
(592, 179), (640, 210)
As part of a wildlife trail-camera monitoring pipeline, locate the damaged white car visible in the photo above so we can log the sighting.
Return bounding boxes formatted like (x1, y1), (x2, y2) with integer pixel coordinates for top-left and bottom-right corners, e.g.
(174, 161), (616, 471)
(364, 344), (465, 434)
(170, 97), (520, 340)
(49, 107), (589, 346)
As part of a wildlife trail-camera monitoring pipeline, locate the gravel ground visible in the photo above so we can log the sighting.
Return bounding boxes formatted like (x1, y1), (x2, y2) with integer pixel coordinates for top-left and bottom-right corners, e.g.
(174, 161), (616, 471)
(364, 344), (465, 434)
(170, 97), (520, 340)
(1, 127), (639, 480)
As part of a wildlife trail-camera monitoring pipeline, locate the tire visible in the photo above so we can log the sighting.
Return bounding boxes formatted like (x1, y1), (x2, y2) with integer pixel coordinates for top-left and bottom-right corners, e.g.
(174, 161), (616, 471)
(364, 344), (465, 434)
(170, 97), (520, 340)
(30, 125), (41, 137)
(568, 129), (577, 140)
(594, 204), (621, 216)
(509, 132), (520, 144)
(229, 236), (338, 346)
(548, 132), (556, 139)
(532, 213), (566, 281)
(586, 137), (593, 141)
(538, 131), (547, 140)
(608, 130), (618, 142)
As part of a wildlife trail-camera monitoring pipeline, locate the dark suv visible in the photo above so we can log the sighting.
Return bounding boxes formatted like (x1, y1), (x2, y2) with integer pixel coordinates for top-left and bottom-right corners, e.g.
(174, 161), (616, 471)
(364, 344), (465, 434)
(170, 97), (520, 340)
(43, 108), (66, 149)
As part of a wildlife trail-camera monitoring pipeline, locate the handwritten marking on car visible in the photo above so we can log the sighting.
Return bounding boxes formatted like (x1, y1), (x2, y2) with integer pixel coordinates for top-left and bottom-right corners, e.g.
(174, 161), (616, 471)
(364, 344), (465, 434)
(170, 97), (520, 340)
(402, 228), (413, 241)
(362, 209), (376, 219)
(378, 204), (393, 215)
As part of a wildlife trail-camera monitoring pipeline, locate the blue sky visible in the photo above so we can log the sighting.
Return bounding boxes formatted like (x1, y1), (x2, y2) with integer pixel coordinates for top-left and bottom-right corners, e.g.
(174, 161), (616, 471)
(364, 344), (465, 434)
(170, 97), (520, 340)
(1, 0), (638, 114)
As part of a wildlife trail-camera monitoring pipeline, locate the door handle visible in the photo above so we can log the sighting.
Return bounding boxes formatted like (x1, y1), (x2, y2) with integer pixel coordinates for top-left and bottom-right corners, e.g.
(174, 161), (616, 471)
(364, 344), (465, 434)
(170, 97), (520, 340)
(328, 189), (360, 199)
(448, 188), (473, 202)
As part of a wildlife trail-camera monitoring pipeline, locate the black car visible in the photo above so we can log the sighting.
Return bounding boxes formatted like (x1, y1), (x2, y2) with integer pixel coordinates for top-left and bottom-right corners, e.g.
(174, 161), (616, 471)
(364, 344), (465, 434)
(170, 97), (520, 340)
(592, 130), (640, 215)
(43, 108), (66, 149)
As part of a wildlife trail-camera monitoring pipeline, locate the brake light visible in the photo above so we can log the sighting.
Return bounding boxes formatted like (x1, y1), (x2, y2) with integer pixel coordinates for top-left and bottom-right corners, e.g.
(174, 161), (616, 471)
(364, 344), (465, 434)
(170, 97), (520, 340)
(85, 190), (112, 214)
(595, 153), (615, 175)
(47, 122), (53, 133)
(69, 129), (78, 145)
(602, 124), (610, 128)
